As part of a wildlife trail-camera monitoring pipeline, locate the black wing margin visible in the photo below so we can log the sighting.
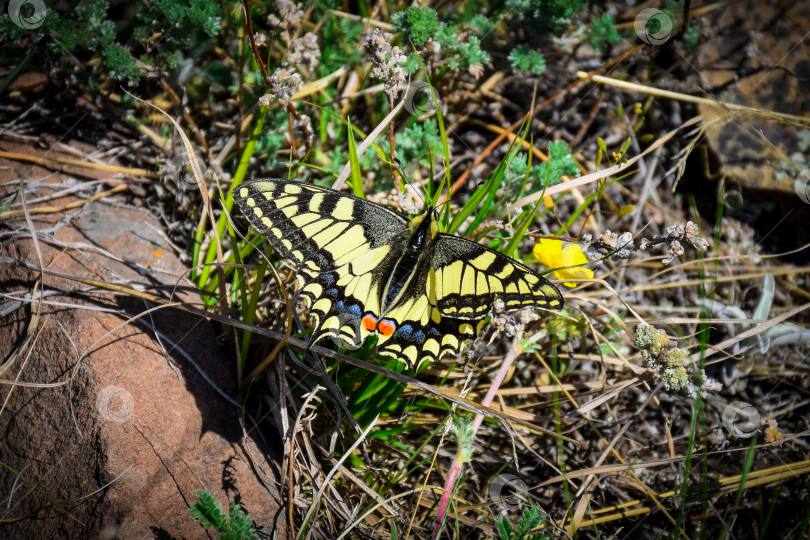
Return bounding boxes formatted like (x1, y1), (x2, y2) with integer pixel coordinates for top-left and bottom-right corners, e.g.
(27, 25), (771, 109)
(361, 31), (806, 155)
(233, 178), (408, 272)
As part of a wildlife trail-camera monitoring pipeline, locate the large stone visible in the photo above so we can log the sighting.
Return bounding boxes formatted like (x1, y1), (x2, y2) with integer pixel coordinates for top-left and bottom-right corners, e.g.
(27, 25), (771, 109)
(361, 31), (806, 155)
(0, 142), (285, 538)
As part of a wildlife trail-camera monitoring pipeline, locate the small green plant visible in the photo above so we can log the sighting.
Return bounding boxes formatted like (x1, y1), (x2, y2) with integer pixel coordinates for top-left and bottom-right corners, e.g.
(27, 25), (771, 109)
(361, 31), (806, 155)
(682, 25), (700, 51)
(587, 15), (621, 52)
(190, 489), (258, 540)
(535, 141), (579, 186)
(1, 0), (221, 89)
(134, 0), (221, 69)
(505, 0), (584, 38)
(395, 121), (442, 165)
(509, 45), (546, 75)
(47, 0), (140, 85)
(391, 7), (490, 74)
(469, 14), (496, 42)
(392, 7), (456, 47)
(494, 504), (551, 540)
(509, 141), (579, 194)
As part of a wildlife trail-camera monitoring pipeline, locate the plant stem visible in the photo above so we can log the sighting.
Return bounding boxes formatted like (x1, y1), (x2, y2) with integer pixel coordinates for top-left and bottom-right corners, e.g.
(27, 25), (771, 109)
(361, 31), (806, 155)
(431, 338), (523, 540)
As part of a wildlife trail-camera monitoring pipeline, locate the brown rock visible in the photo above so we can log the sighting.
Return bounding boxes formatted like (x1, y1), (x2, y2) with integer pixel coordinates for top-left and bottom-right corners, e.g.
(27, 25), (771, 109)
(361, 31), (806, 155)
(0, 143), (286, 538)
(676, 0), (810, 258)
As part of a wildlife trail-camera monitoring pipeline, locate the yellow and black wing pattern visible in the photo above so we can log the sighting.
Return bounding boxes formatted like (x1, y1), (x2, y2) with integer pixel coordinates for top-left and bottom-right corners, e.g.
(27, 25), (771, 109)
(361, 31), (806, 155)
(234, 178), (563, 370)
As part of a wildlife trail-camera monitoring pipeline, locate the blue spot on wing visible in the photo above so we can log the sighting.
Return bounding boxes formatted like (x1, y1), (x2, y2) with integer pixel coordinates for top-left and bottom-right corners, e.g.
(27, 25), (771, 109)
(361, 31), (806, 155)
(348, 304), (362, 317)
(394, 324), (427, 343)
(326, 288), (339, 297)
(397, 324), (413, 338)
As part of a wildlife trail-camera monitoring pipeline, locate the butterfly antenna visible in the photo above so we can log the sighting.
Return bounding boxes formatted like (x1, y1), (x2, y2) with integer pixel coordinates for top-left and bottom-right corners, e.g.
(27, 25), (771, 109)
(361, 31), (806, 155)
(436, 180), (485, 209)
(393, 158), (426, 206)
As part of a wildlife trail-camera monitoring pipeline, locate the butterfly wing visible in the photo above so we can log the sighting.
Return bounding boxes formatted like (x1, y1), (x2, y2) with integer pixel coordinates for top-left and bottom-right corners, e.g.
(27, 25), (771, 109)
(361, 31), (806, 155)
(374, 298), (486, 370)
(235, 179), (564, 371)
(234, 178), (407, 268)
(372, 235), (563, 370)
(430, 234), (564, 318)
(234, 178), (408, 347)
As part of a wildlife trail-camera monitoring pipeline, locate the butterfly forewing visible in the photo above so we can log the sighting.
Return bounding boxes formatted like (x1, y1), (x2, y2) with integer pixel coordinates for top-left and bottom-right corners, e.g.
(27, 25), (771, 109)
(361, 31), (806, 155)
(431, 235), (563, 319)
(235, 179), (407, 267)
(235, 179), (408, 348)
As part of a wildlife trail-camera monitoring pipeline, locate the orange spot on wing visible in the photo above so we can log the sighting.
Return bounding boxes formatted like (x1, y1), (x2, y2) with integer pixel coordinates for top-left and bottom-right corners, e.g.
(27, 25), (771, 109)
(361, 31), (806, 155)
(152, 249), (164, 258)
(362, 315), (378, 332)
(377, 320), (396, 337)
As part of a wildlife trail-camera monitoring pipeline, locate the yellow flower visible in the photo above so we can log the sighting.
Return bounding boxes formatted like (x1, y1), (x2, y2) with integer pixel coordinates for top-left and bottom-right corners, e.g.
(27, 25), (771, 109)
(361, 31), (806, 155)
(533, 239), (594, 288)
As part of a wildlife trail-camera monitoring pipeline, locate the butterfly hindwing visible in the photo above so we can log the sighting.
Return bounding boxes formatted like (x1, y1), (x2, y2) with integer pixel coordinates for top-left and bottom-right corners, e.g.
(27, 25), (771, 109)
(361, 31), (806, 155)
(373, 302), (485, 370)
(369, 236), (563, 369)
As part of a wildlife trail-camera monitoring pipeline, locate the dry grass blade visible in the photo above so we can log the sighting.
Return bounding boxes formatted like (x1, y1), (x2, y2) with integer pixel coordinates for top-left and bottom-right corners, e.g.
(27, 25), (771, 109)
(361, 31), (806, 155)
(123, 90), (229, 318)
(0, 150), (157, 178)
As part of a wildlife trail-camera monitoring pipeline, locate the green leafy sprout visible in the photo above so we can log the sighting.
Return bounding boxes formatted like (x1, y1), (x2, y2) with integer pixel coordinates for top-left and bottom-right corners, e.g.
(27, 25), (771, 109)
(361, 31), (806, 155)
(191, 489), (258, 540)
(587, 15), (621, 52)
(509, 46), (546, 75)
(391, 7), (491, 74)
(495, 504), (552, 540)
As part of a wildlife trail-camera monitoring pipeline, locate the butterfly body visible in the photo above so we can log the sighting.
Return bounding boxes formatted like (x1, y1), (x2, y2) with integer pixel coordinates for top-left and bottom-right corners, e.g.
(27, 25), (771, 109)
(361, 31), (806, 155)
(235, 178), (563, 370)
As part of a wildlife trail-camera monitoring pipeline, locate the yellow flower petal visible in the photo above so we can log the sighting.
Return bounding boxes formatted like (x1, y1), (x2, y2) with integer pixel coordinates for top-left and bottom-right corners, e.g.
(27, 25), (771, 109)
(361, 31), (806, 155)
(533, 238), (562, 269)
(562, 244), (589, 266)
(559, 244), (594, 287)
(535, 239), (593, 287)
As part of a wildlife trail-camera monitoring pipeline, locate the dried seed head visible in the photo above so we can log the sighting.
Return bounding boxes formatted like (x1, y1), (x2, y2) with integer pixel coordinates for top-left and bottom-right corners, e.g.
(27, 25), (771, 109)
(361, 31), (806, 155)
(363, 28), (407, 101)
(288, 32), (320, 69)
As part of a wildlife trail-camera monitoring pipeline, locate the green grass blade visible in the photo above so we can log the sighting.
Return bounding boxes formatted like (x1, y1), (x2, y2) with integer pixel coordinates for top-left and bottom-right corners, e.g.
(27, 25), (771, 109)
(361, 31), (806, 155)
(347, 117), (365, 197)
(196, 105), (268, 291)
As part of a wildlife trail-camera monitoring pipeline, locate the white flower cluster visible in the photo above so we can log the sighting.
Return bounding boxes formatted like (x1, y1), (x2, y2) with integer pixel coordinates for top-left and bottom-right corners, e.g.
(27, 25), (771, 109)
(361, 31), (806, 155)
(581, 230), (635, 262)
(266, 68), (302, 107)
(267, 0), (304, 31)
(288, 32), (320, 70)
(490, 298), (537, 337)
(363, 28), (408, 102)
(659, 221), (709, 264)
